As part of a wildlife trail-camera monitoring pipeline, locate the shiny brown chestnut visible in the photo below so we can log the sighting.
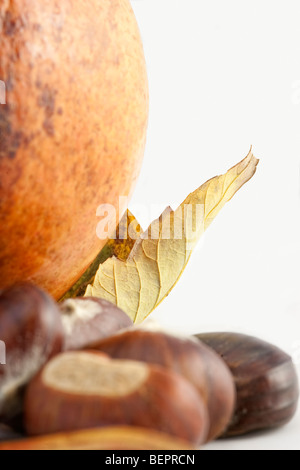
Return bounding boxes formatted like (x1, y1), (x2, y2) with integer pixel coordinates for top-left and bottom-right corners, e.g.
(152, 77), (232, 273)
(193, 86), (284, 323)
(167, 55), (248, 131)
(59, 297), (133, 351)
(0, 283), (64, 421)
(0, 424), (22, 443)
(196, 332), (299, 437)
(24, 351), (209, 446)
(91, 328), (236, 441)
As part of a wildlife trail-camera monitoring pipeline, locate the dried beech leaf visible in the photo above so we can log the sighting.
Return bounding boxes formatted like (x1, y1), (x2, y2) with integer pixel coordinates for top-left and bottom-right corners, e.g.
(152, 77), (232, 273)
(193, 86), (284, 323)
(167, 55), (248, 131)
(85, 150), (259, 323)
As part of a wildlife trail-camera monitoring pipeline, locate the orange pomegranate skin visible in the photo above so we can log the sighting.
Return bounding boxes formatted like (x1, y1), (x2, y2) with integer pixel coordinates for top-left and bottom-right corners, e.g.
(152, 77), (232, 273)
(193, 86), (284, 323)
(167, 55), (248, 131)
(0, 0), (148, 299)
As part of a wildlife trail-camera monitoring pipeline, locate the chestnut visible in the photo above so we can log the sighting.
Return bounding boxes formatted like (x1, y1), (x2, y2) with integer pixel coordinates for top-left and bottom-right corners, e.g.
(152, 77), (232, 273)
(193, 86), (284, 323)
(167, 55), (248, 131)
(24, 351), (209, 446)
(90, 329), (236, 441)
(0, 424), (21, 443)
(0, 426), (194, 450)
(59, 297), (133, 351)
(0, 283), (64, 421)
(196, 332), (299, 437)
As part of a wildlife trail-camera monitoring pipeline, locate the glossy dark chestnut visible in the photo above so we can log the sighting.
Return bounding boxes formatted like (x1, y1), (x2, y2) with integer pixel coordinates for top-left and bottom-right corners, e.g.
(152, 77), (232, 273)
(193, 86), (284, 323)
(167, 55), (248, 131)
(196, 332), (299, 437)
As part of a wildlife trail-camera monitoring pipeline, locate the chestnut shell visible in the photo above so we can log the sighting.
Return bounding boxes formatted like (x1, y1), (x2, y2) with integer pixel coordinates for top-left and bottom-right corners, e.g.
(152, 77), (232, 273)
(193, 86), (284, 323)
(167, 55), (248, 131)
(24, 351), (209, 446)
(59, 297), (133, 351)
(92, 329), (236, 441)
(0, 283), (63, 421)
(196, 332), (299, 437)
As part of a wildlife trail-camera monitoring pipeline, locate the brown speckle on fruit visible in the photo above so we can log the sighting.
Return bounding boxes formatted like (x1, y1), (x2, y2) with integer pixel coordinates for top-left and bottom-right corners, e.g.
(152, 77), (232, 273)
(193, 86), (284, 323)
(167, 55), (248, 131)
(3, 11), (24, 37)
(38, 87), (57, 137)
(0, 108), (23, 160)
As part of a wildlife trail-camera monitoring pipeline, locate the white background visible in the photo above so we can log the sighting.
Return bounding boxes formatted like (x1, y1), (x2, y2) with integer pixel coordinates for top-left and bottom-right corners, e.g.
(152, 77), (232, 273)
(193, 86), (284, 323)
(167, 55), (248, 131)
(130, 0), (300, 450)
